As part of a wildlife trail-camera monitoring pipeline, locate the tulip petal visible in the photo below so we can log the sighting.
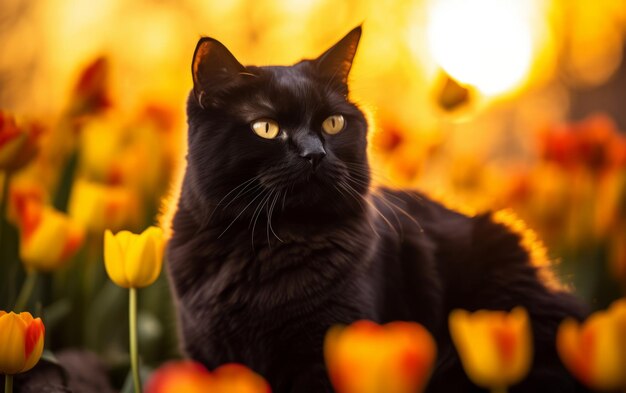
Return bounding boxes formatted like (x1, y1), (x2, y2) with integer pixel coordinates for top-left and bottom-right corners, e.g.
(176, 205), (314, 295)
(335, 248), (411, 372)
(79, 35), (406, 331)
(557, 310), (625, 391)
(449, 308), (532, 389)
(145, 361), (214, 393)
(125, 227), (163, 288)
(0, 312), (28, 374)
(20, 208), (75, 272)
(325, 320), (436, 393)
(22, 318), (45, 372)
(147, 226), (165, 284)
(212, 364), (272, 393)
(104, 229), (131, 288)
(59, 223), (86, 262)
(590, 313), (623, 389)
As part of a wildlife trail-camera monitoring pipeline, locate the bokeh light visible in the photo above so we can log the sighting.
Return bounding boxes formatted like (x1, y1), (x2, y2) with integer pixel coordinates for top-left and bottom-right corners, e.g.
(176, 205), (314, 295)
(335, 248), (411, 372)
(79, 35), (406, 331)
(426, 0), (536, 95)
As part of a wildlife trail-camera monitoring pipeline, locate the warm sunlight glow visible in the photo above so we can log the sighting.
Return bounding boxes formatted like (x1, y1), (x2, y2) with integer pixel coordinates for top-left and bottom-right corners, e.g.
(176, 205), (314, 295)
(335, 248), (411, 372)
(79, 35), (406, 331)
(426, 0), (535, 95)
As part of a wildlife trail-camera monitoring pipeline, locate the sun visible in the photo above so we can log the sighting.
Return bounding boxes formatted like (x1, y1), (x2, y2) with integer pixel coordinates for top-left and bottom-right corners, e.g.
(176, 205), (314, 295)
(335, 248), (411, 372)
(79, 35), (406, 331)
(426, 0), (535, 96)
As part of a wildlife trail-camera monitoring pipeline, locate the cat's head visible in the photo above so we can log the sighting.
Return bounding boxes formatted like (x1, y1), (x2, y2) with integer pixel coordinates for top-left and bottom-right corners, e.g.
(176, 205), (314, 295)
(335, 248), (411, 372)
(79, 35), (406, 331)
(186, 27), (369, 223)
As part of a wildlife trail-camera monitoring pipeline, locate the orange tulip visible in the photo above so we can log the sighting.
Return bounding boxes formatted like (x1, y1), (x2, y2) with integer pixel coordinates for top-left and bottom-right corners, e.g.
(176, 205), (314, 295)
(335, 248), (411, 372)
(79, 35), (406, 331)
(68, 56), (110, 116)
(145, 361), (271, 393)
(14, 197), (84, 272)
(0, 112), (41, 172)
(325, 320), (437, 393)
(6, 177), (47, 226)
(449, 307), (532, 391)
(0, 311), (45, 375)
(557, 298), (626, 390)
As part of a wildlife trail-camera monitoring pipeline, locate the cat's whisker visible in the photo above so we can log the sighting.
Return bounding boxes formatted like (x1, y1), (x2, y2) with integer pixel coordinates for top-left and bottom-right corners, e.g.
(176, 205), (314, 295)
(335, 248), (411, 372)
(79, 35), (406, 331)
(337, 181), (380, 239)
(362, 186), (404, 236)
(267, 191), (283, 244)
(341, 180), (398, 237)
(217, 188), (267, 239)
(281, 185), (290, 211)
(343, 161), (425, 233)
(222, 179), (264, 211)
(211, 175), (259, 215)
(344, 161), (391, 185)
(249, 190), (272, 229)
(374, 190), (424, 234)
(250, 189), (274, 251)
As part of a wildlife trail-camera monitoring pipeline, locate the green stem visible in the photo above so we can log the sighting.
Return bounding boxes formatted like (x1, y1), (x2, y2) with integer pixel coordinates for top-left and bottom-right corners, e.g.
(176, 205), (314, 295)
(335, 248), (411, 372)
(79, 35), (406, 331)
(129, 288), (141, 393)
(5, 374), (13, 393)
(14, 272), (37, 312)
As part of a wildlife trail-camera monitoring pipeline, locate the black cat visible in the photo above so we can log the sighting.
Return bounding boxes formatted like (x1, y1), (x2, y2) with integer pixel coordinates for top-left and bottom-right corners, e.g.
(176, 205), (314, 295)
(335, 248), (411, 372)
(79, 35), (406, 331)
(167, 26), (589, 392)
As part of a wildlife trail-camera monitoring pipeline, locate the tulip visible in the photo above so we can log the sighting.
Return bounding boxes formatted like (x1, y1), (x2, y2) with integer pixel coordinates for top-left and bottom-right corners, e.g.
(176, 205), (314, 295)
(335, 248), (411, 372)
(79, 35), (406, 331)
(7, 177), (47, 226)
(104, 226), (164, 289)
(8, 195), (84, 312)
(145, 361), (213, 393)
(104, 226), (165, 393)
(69, 179), (140, 234)
(15, 198), (84, 273)
(68, 56), (110, 116)
(0, 311), (45, 393)
(145, 361), (271, 393)
(325, 320), (437, 393)
(0, 112), (41, 172)
(78, 116), (168, 196)
(449, 307), (532, 392)
(557, 298), (626, 390)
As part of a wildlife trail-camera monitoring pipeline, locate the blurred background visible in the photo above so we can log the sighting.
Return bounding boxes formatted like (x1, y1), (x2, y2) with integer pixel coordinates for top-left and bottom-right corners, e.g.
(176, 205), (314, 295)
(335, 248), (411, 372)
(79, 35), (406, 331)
(1, 0), (625, 388)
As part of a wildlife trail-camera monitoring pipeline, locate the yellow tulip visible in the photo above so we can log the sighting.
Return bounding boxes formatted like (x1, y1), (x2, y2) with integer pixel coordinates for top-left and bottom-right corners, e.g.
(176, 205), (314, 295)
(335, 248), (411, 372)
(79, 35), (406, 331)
(325, 320), (437, 393)
(449, 307), (532, 391)
(14, 197), (84, 272)
(557, 298), (626, 390)
(0, 311), (45, 375)
(69, 179), (140, 234)
(78, 115), (170, 197)
(104, 226), (165, 289)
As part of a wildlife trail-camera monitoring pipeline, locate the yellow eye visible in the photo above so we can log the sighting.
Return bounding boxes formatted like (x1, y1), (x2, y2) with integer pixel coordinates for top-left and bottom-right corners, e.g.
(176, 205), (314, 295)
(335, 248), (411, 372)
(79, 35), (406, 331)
(251, 119), (280, 139)
(322, 115), (345, 135)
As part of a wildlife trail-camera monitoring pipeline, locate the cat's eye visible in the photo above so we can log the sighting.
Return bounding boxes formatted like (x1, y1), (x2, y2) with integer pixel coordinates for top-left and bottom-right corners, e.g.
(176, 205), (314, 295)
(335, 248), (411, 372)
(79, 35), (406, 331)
(251, 119), (280, 139)
(322, 115), (345, 135)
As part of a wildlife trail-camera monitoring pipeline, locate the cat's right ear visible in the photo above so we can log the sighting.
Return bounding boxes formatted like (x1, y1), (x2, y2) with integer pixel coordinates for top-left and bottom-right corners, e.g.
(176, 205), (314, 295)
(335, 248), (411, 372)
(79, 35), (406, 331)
(192, 37), (246, 108)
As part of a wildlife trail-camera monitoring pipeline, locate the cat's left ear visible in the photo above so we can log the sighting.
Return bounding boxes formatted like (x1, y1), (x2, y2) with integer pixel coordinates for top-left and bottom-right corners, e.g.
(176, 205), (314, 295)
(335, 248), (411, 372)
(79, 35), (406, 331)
(313, 26), (362, 89)
(192, 37), (247, 108)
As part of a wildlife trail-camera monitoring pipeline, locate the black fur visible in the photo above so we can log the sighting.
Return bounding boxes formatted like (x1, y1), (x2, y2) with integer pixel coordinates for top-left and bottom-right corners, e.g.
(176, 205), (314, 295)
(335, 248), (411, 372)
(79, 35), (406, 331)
(167, 27), (589, 392)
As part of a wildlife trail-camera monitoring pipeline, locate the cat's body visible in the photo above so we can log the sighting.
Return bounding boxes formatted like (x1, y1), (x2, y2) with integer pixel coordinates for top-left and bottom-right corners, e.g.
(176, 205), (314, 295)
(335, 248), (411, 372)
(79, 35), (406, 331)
(167, 27), (589, 392)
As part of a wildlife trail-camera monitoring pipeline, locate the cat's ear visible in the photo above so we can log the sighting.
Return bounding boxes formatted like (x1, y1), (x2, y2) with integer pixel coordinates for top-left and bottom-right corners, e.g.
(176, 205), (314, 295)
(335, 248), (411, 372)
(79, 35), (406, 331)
(192, 37), (246, 108)
(313, 26), (362, 88)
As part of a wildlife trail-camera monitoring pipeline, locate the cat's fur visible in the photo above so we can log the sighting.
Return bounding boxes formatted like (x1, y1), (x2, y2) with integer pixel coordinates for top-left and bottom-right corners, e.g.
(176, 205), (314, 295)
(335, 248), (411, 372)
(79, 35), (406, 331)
(167, 26), (589, 392)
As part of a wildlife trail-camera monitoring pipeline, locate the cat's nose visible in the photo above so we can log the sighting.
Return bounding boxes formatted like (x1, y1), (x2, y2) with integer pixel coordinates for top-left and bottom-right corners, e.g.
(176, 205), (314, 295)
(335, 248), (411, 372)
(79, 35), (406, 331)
(295, 133), (326, 170)
(301, 149), (326, 170)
